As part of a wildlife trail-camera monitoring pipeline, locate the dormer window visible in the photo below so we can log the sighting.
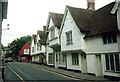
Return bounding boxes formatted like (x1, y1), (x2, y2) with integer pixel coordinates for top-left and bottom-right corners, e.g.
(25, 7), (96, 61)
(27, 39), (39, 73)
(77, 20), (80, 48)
(102, 32), (117, 44)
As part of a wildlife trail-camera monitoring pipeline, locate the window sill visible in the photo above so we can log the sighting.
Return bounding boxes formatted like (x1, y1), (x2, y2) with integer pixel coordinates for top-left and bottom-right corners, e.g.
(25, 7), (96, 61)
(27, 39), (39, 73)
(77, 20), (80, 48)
(102, 42), (117, 45)
(72, 64), (79, 66)
(66, 43), (73, 45)
(105, 70), (120, 73)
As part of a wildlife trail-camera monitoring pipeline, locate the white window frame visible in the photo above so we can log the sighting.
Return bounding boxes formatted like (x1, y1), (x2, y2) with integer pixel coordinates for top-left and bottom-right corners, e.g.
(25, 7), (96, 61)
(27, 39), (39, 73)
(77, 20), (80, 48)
(51, 28), (55, 40)
(24, 49), (29, 54)
(65, 30), (73, 45)
(105, 53), (120, 72)
(72, 53), (79, 65)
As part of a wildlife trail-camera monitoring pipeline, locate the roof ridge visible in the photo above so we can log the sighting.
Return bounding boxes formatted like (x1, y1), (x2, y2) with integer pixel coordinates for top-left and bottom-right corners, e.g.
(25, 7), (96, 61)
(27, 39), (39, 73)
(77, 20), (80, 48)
(49, 12), (63, 15)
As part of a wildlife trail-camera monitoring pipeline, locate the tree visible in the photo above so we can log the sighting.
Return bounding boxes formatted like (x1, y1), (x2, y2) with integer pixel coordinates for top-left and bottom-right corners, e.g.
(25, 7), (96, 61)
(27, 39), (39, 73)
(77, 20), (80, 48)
(7, 35), (31, 57)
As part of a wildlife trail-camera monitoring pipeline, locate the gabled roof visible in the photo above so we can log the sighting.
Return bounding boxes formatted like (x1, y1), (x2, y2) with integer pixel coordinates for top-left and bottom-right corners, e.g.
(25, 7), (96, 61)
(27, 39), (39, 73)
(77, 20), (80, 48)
(48, 12), (64, 28)
(67, 6), (94, 33)
(60, 2), (118, 39)
(37, 30), (47, 45)
(85, 2), (118, 38)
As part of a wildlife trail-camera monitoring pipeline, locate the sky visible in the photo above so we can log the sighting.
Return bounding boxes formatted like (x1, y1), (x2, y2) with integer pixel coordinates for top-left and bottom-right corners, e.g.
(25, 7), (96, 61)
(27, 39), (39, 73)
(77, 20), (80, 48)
(2, 0), (115, 46)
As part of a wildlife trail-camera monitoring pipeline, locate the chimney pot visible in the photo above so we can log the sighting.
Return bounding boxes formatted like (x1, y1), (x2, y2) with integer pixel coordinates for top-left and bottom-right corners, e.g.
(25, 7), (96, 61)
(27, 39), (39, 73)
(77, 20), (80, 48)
(87, 0), (95, 10)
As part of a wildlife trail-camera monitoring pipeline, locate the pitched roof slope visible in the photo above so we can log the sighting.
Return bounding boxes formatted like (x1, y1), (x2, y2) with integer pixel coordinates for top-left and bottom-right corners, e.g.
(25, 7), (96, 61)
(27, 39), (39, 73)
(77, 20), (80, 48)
(49, 12), (64, 28)
(85, 2), (118, 38)
(37, 30), (47, 45)
(67, 6), (94, 32)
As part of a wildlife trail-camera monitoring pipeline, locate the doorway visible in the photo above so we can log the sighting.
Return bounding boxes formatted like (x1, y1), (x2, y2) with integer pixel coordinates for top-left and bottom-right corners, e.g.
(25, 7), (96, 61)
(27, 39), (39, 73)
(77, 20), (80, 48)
(95, 54), (103, 76)
(81, 53), (87, 73)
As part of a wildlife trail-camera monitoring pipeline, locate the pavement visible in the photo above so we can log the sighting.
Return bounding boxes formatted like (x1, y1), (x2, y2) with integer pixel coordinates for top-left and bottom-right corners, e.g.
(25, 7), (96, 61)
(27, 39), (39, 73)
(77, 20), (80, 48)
(33, 64), (112, 81)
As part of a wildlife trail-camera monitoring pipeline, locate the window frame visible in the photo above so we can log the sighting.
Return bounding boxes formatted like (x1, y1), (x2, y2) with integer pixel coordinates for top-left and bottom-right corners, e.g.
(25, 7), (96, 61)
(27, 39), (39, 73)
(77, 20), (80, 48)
(105, 53), (120, 72)
(24, 49), (29, 54)
(51, 28), (55, 40)
(102, 32), (117, 44)
(65, 30), (73, 45)
(72, 53), (79, 65)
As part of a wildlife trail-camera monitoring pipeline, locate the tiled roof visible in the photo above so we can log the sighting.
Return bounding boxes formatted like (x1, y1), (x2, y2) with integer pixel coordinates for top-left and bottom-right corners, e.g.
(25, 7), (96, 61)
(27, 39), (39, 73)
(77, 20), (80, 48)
(66, 2), (118, 38)
(37, 30), (47, 45)
(67, 6), (94, 33)
(49, 12), (64, 28)
(84, 2), (118, 38)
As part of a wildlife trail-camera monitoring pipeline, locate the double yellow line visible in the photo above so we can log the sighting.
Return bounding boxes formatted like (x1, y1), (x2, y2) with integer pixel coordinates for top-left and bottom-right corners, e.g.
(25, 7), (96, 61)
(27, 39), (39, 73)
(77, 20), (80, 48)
(7, 65), (25, 82)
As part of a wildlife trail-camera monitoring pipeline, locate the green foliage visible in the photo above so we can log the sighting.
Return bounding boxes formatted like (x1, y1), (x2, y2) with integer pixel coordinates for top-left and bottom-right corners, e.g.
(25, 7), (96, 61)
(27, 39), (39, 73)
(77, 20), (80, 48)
(7, 35), (31, 57)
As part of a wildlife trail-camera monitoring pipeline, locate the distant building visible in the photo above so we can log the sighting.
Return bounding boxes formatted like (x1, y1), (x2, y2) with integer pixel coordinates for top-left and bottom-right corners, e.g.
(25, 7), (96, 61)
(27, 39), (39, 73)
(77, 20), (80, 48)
(46, 12), (64, 67)
(30, 29), (47, 65)
(19, 42), (32, 63)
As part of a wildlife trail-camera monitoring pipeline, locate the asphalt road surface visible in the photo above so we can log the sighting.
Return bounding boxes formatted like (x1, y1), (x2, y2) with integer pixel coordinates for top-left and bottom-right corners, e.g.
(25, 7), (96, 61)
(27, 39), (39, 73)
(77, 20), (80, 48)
(4, 62), (80, 82)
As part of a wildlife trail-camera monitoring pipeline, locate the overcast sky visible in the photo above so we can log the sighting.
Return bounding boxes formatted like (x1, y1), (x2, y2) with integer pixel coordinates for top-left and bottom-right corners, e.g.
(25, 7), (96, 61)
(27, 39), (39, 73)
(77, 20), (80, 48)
(2, 0), (115, 46)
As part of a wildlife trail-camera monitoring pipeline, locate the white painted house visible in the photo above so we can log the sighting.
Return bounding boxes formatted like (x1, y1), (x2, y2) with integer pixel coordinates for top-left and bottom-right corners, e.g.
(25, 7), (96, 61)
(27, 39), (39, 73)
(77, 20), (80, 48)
(59, 1), (120, 78)
(30, 29), (47, 64)
(30, 0), (119, 79)
(84, 2), (120, 77)
(31, 34), (37, 61)
(45, 12), (64, 67)
(59, 5), (93, 73)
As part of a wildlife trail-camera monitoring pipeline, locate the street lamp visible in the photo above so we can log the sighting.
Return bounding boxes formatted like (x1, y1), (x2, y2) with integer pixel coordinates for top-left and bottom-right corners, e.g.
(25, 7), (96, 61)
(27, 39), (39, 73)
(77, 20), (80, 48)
(2, 23), (10, 30)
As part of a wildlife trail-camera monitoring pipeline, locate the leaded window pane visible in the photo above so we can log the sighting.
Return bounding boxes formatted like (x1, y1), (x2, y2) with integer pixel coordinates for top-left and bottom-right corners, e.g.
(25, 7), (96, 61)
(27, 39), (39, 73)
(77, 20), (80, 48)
(105, 54), (110, 70)
(110, 54), (115, 71)
(115, 54), (120, 71)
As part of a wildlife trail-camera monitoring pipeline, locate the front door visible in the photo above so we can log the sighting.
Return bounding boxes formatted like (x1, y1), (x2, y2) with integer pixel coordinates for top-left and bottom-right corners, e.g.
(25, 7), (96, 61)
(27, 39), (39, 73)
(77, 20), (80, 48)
(95, 54), (103, 76)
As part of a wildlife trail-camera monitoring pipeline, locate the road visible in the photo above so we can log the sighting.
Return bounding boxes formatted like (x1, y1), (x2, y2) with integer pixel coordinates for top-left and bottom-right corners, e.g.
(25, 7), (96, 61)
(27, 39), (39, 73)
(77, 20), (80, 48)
(4, 62), (80, 82)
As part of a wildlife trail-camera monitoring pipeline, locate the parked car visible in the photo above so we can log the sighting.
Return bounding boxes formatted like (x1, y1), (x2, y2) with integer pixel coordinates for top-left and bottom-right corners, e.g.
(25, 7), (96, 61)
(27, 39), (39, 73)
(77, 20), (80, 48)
(5, 57), (13, 63)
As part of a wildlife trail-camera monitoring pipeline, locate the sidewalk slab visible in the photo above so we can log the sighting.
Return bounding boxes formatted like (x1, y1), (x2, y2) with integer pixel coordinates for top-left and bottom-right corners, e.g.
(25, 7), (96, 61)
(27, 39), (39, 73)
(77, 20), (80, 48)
(33, 64), (111, 81)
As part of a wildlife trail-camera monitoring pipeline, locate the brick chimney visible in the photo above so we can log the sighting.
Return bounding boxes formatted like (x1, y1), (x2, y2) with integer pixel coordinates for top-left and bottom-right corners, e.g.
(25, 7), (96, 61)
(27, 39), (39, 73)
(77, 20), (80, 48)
(87, 0), (95, 10)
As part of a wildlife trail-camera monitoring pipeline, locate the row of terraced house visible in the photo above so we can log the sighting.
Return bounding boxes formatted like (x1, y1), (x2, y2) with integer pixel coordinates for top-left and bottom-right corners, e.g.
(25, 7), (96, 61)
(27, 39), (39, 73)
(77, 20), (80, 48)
(30, 1), (120, 78)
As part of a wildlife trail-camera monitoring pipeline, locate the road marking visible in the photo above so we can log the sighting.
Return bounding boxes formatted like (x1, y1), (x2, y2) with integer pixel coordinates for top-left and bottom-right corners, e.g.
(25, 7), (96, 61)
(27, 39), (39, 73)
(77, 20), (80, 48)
(15, 67), (34, 80)
(31, 65), (81, 80)
(7, 65), (25, 82)
(8, 63), (34, 81)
